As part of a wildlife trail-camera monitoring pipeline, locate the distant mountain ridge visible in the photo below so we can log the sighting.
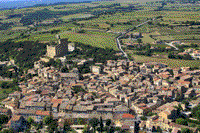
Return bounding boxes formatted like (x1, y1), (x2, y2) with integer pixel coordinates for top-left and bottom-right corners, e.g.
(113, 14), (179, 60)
(0, 0), (166, 10)
(0, 0), (94, 9)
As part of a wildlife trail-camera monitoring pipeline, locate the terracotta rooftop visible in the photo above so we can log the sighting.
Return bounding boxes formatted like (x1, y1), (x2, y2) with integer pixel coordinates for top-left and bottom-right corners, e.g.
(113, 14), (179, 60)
(51, 99), (63, 104)
(122, 113), (135, 119)
(11, 115), (21, 122)
(36, 110), (50, 116)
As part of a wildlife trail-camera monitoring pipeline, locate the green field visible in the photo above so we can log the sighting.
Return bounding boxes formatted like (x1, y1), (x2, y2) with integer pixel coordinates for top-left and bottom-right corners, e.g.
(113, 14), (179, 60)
(11, 26), (27, 31)
(61, 14), (93, 22)
(128, 51), (200, 69)
(141, 35), (155, 44)
(60, 31), (119, 50)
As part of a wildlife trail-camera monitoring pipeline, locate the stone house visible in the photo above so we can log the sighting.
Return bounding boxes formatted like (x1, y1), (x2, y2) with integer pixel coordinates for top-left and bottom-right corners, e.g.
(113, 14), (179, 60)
(184, 89), (196, 99)
(20, 102), (46, 111)
(158, 108), (178, 122)
(46, 39), (70, 58)
(60, 72), (80, 81)
(14, 109), (36, 120)
(8, 91), (22, 99)
(0, 108), (12, 118)
(35, 110), (50, 123)
(192, 79), (200, 86)
(7, 115), (26, 131)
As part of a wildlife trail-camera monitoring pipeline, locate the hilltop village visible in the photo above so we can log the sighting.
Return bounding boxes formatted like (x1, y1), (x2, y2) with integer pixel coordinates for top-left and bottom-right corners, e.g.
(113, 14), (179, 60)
(0, 38), (199, 133)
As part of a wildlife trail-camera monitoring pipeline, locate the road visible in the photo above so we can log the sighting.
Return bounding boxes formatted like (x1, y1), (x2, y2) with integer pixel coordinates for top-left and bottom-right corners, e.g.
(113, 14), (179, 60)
(165, 42), (179, 50)
(116, 19), (154, 61)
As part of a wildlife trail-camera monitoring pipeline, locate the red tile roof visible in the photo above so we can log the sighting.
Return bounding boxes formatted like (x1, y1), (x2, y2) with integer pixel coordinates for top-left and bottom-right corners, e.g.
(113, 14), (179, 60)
(178, 80), (191, 85)
(51, 99), (63, 104)
(11, 115), (21, 122)
(36, 110), (50, 116)
(122, 113), (135, 119)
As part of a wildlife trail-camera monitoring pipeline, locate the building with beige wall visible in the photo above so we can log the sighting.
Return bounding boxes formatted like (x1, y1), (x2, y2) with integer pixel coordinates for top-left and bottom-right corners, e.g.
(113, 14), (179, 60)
(46, 39), (75, 58)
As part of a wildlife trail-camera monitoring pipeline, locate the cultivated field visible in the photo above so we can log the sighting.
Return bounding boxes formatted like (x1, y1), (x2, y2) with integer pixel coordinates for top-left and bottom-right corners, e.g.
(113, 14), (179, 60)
(128, 52), (200, 69)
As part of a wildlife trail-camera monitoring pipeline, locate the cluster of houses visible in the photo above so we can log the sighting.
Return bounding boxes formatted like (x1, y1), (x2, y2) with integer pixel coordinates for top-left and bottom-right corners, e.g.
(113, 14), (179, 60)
(0, 56), (200, 132)
(184, 48), (200, 60)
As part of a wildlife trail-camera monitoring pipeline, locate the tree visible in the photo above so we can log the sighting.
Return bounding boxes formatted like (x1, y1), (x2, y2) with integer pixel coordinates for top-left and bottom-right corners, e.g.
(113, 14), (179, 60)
(27, 117), (34, 128)
(157, 126), (162, 133)
(77, 118), (85, 125)
(48, 120), (58, 132)
(174, 104), (183, 117)
(1, 82), (9, 89)
(36, 122), (43, 130)
(137, 38), (142, 44)
(2, 128), (16, 133)
(176, 118), (188, 126)
(89, 118), (99, 133)
(61, 66), (69, 73)
(140, 116), (147, 121)
(191, 105), (200, 118)
(63, 120), (71, 132)
(0, 114), (8, 124)
(147, 112), (154, 116)
(196, 110), (200, 122)
(43, 116), (53, 125)
(152, 126), (157, 132)
(54, 59), (62, 69)
(106, 119), (111, 127)
(181, 128), (192, 133)
(100, 116), (103, 133)
(82, 124), (89, 133)
(182, 100), (189, 108)
(77, 29), (86, 33)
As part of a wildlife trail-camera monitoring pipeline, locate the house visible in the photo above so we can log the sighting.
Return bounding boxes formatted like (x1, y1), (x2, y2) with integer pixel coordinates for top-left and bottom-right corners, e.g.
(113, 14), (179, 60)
(158, 106), (179, 122)
(156, 102), (179, 113)
(7, 115), (26, 131)
(113, 105), (129, 114)
(21, 102), (46, 111)
(96, 108), (113, 114)
(121, 113), (136, 121)
(8, 91), (22, 99)
(35, 110), (50, 123)
(185, 48), (194, 53)
(0, 108), (12, 118)
(52, 99), (63, 112)
(14, 109), (36, 120)
(177, 80), (192, 88)
(180, 75), (193, 81)
(91, 65), (103, 74)
(184, 89), (196, 99)
(130, 32), (142, 39)
(106, 97), (122, 106)
(190, 50), (200, 60)
(154, 78), (162, 86)
(60, 72), (80, 80)
(171, 127), (181, 133)
(181, 67), (191, 72)
(171, 41), (181, 45)
(168, 122), (198, 133)
(52, 103), (60, 113)
(192, 79), (200, 86)
(162, 80), (170, 87)
(59, 103), (69, 113)
(73, 105), (88, 113)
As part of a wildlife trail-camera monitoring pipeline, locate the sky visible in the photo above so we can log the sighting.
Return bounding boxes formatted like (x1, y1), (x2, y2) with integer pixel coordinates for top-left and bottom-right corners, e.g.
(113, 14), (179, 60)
(0, 0), (162, 9)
